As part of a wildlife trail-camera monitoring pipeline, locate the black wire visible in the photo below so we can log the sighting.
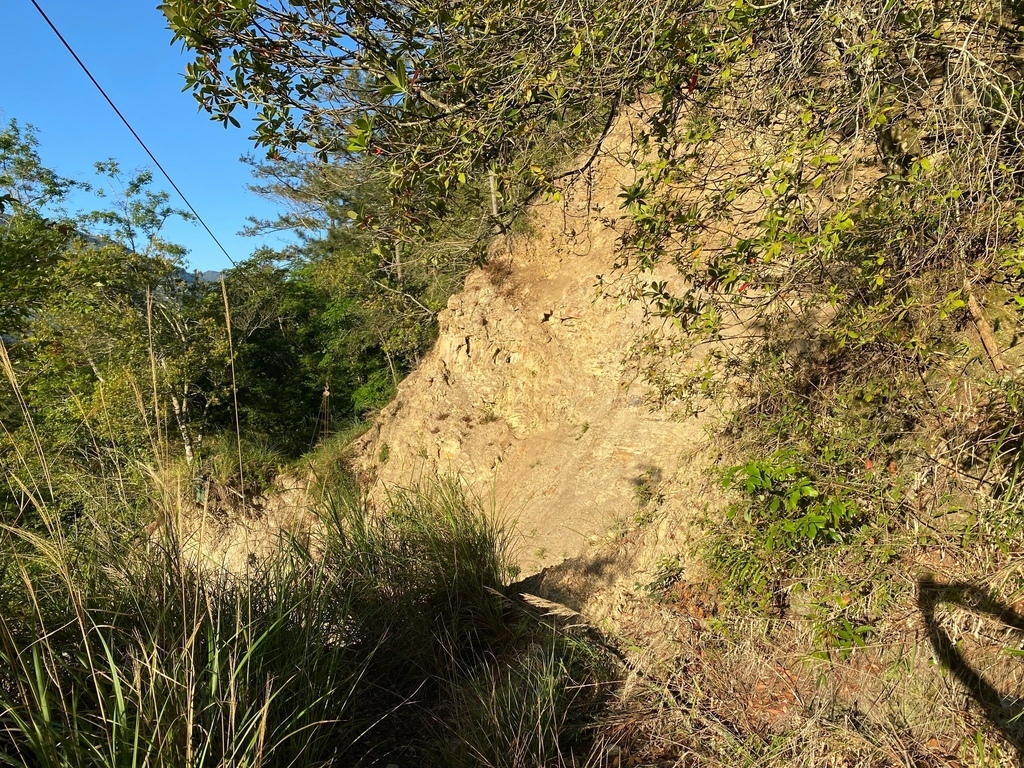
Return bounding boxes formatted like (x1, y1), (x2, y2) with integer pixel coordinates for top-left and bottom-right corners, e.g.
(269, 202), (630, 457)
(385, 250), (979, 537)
(28, 0), (237, 266)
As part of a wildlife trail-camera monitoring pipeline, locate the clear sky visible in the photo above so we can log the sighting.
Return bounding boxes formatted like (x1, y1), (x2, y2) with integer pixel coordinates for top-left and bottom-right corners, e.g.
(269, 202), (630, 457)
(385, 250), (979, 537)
(1, 0), (291, 272)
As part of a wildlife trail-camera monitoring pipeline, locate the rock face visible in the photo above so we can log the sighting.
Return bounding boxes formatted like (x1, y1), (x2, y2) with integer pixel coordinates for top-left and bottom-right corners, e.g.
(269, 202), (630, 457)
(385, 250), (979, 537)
(354, 114), (719, 575)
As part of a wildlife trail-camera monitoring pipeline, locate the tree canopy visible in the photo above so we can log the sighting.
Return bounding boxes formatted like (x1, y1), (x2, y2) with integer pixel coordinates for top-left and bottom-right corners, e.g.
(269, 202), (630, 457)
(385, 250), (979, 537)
(160, 0), (674, 244)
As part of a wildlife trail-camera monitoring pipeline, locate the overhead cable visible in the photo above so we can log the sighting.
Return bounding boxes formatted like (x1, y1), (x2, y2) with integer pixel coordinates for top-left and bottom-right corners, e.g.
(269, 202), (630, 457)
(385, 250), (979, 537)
(28, 0), (237, 266)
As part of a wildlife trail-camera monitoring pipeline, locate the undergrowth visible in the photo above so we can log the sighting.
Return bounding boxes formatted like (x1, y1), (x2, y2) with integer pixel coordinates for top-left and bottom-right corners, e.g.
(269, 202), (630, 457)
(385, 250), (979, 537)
(594, 0), (1024, 756)
(0, 478), (614, 767)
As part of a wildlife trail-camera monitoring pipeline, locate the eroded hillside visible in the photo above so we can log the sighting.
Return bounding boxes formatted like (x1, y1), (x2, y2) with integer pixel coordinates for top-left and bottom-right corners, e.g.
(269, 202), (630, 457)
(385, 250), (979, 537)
(353, 109), (723, 577)
(346, 84), (1024, 763)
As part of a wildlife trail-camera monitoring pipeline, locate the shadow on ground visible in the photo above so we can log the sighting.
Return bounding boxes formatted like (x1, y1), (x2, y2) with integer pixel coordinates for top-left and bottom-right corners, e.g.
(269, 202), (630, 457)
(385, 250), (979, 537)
(919, 576), (1024, 765)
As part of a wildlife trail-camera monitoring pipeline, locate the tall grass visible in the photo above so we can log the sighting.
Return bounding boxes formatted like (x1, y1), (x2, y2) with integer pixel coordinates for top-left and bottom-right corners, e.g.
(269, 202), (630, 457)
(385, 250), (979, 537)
(0, 478), (611, 767)
(1, 300), (612, 766)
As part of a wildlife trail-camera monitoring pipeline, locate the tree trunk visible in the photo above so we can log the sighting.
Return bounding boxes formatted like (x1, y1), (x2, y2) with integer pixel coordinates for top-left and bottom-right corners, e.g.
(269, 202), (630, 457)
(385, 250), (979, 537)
(169, 392), (195, 465)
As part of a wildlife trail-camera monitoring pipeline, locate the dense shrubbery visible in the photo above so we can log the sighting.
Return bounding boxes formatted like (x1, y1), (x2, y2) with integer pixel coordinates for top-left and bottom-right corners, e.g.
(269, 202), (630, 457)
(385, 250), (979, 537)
(2, 110), (619, 764)
(0, 117), (470, 525)
(617, 0), (1024, 642)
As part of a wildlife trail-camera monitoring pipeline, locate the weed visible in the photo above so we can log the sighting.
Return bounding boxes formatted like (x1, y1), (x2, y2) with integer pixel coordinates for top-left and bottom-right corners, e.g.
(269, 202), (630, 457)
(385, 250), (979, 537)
(644, 555), (686, 602)
(433, 628), (609, 768)
(631, 467), (664, 512)
(302, 419), (372, 491)
(201, 433), (285, 502)
(721, 451), (859, 553)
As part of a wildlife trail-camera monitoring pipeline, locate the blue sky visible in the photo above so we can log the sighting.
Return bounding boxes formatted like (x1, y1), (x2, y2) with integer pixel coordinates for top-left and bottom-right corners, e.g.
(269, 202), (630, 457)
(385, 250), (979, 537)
(1, 1), (291, 271)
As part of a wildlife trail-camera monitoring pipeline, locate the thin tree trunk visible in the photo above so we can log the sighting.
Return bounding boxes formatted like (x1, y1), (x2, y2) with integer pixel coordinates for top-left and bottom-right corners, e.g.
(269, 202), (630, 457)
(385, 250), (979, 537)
(169, 392), (195, 465)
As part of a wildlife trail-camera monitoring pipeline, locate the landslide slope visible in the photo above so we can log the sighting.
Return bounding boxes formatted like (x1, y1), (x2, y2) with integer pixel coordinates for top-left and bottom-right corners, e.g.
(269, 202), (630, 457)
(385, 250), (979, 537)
(354, 111), (720, 577)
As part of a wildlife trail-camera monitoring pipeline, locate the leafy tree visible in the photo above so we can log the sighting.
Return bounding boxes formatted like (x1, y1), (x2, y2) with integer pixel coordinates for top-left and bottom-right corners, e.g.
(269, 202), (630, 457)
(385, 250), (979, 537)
(0, 119), (81, 213)
(160, 0), (664, 245)
(215, 253), (330, 452)
(0, 212), (69, 340)
(0, 120), (83, 339)
(13, 231), (228, 473)
(78, 160), (195, 260)
(214, 184), (440, 453)
(232, 154), (462, 442)
(0, 131), (229, 524)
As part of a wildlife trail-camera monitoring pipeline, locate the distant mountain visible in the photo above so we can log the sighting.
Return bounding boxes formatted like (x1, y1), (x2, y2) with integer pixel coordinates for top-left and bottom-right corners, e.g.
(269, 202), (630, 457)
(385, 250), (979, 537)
(179, 269), (222, 285)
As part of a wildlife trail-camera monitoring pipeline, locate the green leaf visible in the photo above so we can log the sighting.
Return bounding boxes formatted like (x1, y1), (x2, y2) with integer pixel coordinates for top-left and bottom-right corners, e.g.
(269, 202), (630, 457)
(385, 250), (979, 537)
(385, 58), (409, 92)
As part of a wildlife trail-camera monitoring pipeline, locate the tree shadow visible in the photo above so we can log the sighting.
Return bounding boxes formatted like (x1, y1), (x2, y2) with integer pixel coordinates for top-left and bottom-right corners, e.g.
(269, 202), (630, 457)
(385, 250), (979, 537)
(918, 575), (1024, 763)
(1007, 0), (1024, 29)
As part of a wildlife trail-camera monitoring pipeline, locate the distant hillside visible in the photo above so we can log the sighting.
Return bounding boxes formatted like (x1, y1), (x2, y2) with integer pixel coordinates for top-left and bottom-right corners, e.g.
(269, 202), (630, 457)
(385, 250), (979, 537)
(179, 268), (222, 285)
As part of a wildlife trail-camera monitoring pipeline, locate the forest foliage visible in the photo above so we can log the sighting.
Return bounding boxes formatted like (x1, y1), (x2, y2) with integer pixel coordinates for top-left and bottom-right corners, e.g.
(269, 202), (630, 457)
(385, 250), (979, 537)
(158, 0), (1024, 534)
(0, 116), (468, 526)
(162, 0), (1024, 756)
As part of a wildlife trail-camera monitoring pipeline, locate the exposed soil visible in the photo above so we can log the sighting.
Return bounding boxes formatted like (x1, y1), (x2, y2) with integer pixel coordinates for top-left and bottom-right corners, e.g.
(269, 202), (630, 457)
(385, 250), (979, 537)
(353, 106), (727, 577)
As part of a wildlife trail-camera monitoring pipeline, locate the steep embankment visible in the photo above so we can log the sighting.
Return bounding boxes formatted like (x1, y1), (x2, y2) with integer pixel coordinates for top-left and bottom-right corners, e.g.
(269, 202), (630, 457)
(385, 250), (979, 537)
(353, 110), (722, 577)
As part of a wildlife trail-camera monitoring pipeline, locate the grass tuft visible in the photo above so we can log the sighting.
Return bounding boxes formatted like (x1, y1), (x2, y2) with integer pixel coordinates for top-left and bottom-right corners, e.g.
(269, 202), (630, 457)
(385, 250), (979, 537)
(0, 476), (613, 767)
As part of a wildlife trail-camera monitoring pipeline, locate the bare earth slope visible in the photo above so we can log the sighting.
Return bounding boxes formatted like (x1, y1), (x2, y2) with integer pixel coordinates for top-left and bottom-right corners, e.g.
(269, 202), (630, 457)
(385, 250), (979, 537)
(354, 114), (721, 577)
